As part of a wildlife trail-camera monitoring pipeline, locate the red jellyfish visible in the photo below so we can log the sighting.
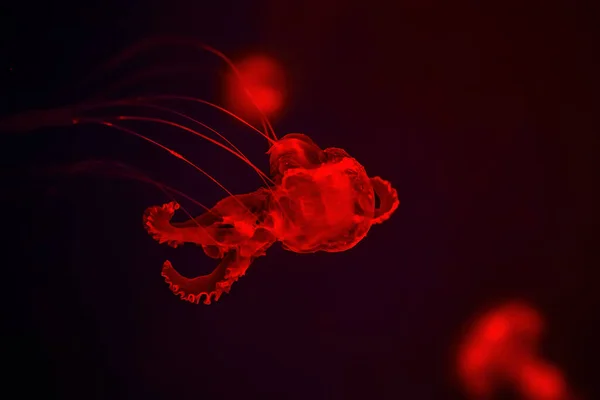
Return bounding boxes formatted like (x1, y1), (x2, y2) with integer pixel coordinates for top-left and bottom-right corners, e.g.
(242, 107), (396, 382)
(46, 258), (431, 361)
(456, 301), (574, 400)
(1, 37), (399, 305)
(144, 133), (399, 304)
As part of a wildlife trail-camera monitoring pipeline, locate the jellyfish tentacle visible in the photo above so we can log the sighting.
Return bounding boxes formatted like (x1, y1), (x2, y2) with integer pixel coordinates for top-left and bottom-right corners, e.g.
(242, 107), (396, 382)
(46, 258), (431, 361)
(152, 189), (276, 303)
(0, 106), (76, 133)
(75, 35), (278, 141)
(161, 250), (253, 305)
(144, 188), (272, 249)
(370, 176), (400, 225)
(107, 113), (273, 183)
(143, 201), (218, 248)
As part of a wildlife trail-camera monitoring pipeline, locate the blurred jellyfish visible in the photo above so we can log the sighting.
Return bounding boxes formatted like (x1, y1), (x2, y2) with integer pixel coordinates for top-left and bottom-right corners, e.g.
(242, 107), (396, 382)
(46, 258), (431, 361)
(224, 55), (286, 122)
(456, 301), (574, 400)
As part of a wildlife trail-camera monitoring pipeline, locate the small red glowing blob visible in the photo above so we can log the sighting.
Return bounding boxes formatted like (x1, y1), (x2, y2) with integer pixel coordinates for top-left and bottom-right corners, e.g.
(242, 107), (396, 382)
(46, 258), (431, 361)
(457, 302), (571, 400)
(224, 55), (286, 121)
(518, 360), (567, 400)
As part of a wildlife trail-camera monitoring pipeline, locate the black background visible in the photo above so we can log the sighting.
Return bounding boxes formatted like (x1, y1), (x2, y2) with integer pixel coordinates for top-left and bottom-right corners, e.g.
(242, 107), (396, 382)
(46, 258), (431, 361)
(1, 1), (597, 399)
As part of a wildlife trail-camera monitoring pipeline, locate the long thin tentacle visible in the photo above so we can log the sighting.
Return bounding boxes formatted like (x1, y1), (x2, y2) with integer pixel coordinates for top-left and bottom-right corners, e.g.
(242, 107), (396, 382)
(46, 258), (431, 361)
(76, 101), (273, 183)
(75, 96), (275, 144)
(135, 95), (276, 145)
(76, 35), (277, 141)
(0, 100), (275, 184)
(74, 118), (256, 218)
(0, 103), (291, 226)
(46, 159), (212, 213)
(0, 106), (76, 133)
(43, 159), (220, 245)
(100, 114), (291, 223)
(116, 114), (269, 181)
(136, 102), (273, 181)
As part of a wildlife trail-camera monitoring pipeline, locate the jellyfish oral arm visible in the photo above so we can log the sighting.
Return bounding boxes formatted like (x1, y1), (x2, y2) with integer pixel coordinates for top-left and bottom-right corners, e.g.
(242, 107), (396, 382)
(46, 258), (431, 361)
(143, 201), (217, 248)
(161, 250), (252, 305)
(144, 188), (277, 304)
(143, 188), (270, 248)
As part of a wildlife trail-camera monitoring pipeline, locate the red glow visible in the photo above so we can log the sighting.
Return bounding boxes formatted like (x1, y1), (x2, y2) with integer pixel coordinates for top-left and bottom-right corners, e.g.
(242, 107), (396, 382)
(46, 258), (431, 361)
(518, 360), (567, 400)
(457, 302), (571, 400)
(224, 55), (286, 121)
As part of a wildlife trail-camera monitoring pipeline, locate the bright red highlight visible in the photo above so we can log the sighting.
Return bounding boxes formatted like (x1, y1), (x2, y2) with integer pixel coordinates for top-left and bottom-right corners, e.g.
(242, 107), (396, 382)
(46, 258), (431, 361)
(143, 134), (399, 304)
(457, 302), (572, 400)
(224, 55), (286, 121)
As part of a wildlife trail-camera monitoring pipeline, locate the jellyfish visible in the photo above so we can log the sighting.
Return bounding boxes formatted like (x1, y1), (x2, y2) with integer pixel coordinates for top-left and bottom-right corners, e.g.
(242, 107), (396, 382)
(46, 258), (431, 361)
(456, 301), (573, 400)
(1, 36), (400, 305)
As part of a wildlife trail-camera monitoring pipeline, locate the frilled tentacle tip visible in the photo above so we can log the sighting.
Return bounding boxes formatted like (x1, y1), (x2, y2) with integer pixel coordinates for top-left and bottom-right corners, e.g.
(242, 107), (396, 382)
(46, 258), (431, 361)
(161, 261), (227, 305)
(160, 254), (249, 305)
(143, 201), (183, 248)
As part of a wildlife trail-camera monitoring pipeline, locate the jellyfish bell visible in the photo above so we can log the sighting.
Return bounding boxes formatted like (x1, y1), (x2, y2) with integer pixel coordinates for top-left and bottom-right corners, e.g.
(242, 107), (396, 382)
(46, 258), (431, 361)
(272, 153), (376, 254)
(267, 133), (325, 181)
(264, 133), (380, 253)
(224, 54), (286, 123)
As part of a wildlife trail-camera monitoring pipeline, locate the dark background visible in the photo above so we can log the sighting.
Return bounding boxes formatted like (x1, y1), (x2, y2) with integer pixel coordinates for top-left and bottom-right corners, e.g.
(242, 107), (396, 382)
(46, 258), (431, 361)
(1, 1), (597, 399)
